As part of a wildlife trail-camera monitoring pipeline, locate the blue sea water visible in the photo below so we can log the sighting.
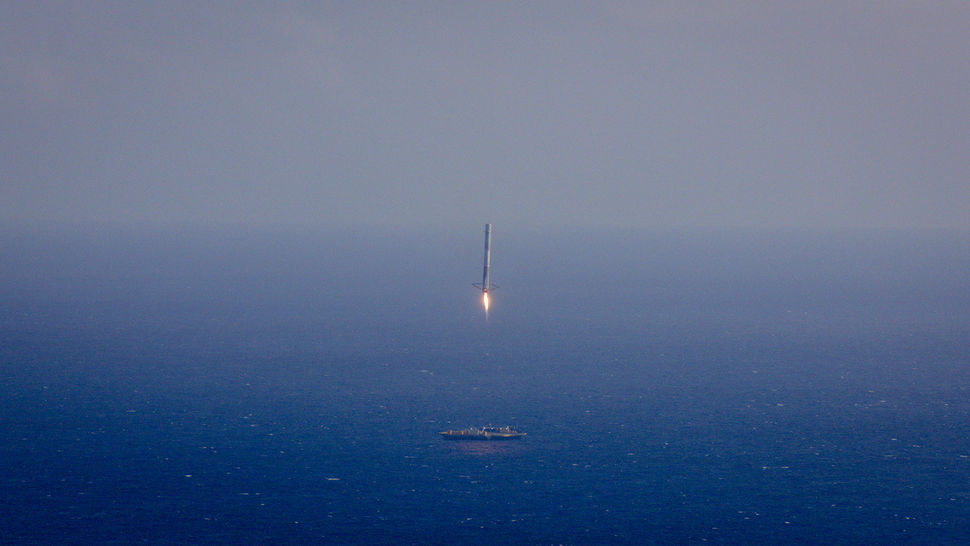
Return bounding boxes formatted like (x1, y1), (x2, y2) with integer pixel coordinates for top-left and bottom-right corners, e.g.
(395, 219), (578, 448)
(1, 226), (969, 544)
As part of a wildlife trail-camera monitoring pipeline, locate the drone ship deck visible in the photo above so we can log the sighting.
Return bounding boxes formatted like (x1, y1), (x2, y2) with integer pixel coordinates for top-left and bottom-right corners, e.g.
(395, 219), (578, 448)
(439, 426), (526, 441)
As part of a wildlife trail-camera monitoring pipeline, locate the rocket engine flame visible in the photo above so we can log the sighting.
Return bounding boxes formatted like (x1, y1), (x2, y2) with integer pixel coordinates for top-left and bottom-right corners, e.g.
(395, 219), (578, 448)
(483, 291), (489, 312)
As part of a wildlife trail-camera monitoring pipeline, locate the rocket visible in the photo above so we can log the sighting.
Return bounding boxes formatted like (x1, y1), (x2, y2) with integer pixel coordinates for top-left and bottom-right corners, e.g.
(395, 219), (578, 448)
(473, 224), (493, 315)
(481, 223), (491, 293)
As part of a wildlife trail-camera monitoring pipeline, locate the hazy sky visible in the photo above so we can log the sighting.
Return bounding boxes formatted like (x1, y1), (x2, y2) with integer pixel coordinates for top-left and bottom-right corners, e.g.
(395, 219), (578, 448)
(2, 1), (967, 229)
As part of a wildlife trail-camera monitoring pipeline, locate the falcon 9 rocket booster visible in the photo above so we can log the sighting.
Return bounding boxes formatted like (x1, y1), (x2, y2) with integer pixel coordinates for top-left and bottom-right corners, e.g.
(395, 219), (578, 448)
(474, 224), (493, 315)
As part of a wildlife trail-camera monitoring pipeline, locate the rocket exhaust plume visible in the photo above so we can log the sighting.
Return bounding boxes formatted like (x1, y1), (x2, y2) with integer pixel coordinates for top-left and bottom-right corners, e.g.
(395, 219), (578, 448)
(473, 224), (493, 318)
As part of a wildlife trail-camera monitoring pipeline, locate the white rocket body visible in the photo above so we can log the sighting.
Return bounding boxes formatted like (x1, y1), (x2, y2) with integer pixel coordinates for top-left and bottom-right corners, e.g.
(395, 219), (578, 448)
(481, 224), (491, 293)
(473, 224), (494, 316)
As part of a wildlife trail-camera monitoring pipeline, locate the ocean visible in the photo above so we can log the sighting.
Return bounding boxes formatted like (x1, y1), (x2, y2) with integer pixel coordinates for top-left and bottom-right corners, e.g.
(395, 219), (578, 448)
(1, 226), (968, 544)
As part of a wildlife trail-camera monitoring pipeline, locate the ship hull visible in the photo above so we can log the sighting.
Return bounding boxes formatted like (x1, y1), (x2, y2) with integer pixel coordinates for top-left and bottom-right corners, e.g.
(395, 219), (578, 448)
(439, 427), (526, 441)
(439, 432), (525, 441)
